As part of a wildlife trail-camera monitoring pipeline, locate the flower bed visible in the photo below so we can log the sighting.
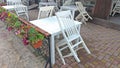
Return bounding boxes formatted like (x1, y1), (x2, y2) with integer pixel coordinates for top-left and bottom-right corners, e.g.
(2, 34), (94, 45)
(0, 6), (45, 48)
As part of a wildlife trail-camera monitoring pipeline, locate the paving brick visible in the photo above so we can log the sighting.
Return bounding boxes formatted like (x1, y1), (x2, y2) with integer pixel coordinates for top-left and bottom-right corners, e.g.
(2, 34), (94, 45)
(60, 64), (72, 68)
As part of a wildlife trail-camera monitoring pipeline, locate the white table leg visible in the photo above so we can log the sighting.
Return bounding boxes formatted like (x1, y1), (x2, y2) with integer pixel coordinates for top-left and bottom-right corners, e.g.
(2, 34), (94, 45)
(72, 10), (75, 19)
(50, 35), (55, 65)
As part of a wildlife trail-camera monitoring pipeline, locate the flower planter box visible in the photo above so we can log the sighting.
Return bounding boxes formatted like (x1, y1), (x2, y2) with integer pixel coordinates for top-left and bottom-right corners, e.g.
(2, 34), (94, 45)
(0, 6), (47, 48)
(0, 3), (6, 6)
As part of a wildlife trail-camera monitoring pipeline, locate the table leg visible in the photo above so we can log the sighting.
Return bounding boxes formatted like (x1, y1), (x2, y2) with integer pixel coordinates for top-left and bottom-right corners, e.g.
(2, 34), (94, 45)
(72, 10), (75, 19)
(50, 35), (55, 65)
(45, 36), (52, 68)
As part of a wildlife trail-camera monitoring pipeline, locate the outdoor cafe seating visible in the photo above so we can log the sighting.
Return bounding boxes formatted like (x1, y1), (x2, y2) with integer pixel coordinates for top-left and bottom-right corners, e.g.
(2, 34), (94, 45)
(1, 0), (92, 67)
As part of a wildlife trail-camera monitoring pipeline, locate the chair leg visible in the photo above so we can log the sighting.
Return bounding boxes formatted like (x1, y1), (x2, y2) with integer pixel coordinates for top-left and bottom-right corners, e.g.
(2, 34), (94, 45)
(81, 18), (86, 24)
(75, 14), (81, 21)
(69, 47), (80, 62)
(82, 15), (88, 21)
(26, 13), (29, 21)
(75, 14), (87, 24)
(79, 35), (91, 54)
(82, 41), (91, 54)
(56, 46), (66, 65)
(88, 14), (93, 20)
(112, 12), (116, 16)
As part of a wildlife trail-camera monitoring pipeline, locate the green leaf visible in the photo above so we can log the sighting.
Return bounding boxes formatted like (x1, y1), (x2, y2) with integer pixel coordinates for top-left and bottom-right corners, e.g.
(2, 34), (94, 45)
(29, 36), (36, 44)
(37, 33), (44, 40)
(28, 28), (37, 35)
(14, 21), (22, 28)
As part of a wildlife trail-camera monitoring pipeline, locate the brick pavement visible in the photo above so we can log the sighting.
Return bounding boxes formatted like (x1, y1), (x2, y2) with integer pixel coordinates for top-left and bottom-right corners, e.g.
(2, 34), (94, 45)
(54, 23), (120, 68)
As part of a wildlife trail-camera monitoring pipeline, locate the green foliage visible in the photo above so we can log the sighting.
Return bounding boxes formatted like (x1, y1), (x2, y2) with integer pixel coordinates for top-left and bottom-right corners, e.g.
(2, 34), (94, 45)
(6, 12), (22, 29)
(0, 7), (5, 13)
(14, 21), (22, 28)
(28, 27), (44, 44)
(0, 7), (45, 46)
(28, 27), (37, 35)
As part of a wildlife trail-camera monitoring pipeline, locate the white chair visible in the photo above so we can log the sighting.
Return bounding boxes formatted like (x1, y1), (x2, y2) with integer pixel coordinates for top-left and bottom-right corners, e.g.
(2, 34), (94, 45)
(62, 0), (73, 6)
(5, 0), (24, 11)
(112, 0), (120, 16)
(75, 2), (92, 24)
(14, 3), (29, 21)
(6, 0), (22, 5)
(60, 0), (76, 18)
(55, 10), (91, 65)
(39, 0), (57, 7)
(110, 0), (118, 15)
(37, 6), (54, 19)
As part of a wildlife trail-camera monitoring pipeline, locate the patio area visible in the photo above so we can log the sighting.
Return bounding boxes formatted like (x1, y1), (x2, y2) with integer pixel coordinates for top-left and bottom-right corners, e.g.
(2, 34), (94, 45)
(0, 0), (120, 68)
(109, 14), (120, 25)
(0, 7), (120, 68)
(54, 22), (120, 68)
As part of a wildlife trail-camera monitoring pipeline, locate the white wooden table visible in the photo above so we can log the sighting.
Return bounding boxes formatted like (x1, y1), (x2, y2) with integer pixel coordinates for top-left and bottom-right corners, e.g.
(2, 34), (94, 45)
(30, 16), (82, 65)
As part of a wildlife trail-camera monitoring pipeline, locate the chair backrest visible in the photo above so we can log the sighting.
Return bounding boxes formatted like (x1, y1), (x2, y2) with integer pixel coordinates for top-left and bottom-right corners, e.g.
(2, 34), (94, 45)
(115, 0), (120, 7)
(75, 2), (86, 13)
(48, 0), (55, 2)
(15, 5), (27, 13)
(63, 0), (73, 6)
(37, 6), (54, 19)
(6, 0), (22, 5)
(56, 10), (80, 42)
(14, 3), (28, 15)
(113, 0), (120, 12)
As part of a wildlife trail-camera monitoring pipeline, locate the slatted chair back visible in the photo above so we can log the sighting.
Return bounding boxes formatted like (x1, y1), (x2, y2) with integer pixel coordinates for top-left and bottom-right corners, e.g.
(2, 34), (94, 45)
(76, 2), (86, 14)
(6, 0), (22, 5)
(75, 2), (92, 24)
(37, 6), (54, 19)
(112, 0), (120, 16)
(14, 3), (29, 21)
(56, 10), (79, 41)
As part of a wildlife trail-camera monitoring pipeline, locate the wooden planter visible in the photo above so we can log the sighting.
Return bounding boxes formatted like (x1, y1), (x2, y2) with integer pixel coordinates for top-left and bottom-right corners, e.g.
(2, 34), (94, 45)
(0, 3), (6, 6)
(33, 40), (42, 49)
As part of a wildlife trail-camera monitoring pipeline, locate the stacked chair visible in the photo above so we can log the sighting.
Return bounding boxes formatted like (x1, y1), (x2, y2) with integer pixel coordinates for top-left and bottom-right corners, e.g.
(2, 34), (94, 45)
(111, 0), (120, 16)
(75, 2), (92, 24)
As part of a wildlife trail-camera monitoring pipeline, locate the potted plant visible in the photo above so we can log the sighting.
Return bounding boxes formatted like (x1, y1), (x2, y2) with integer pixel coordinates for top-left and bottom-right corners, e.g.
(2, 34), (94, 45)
(0, 7), (8, 21)
(6, 13), (19, 31)
(28, 27), (44, 48)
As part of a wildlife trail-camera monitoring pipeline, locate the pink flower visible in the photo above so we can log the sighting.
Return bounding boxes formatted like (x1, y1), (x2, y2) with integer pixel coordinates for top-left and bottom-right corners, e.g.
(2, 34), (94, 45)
(22, 38), (29, 46)
(7, 27), (13, 31)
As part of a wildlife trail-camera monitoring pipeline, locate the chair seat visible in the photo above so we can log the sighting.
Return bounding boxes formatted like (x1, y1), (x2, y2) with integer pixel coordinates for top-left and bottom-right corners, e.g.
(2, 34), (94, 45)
(56, 34), (82, 47)
(17, 11), (26, 13)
